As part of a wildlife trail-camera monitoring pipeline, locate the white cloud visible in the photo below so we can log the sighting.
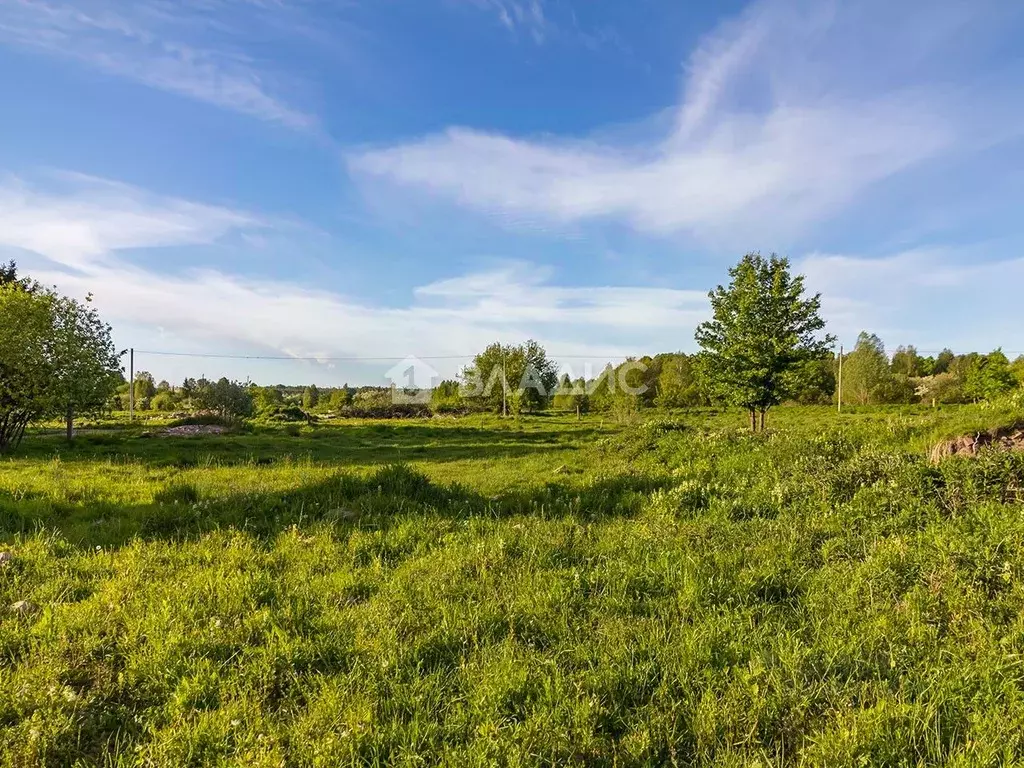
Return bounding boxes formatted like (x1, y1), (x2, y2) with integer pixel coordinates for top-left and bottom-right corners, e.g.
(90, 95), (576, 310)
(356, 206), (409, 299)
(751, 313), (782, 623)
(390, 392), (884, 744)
(8, 173), (1019, 384)
(799, 248), (1024, 354)
(33, 261), (707, 369)
(0, 172), (255, 268)
(351, 0), (1020, 243)
(463, 0), (547, 43)
(2, 173), (710, 382)
(0, 0), (316, 129)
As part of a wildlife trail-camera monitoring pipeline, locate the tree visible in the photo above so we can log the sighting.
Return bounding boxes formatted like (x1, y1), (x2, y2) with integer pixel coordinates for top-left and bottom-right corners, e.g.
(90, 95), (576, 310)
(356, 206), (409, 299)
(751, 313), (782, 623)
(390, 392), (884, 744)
(151, 392), (176, 412)
(0, 260), (36, 292)
(302, 385), (320, 410)
(49, 293), (123, 440)
(0, 282), (121, 449)
(916, 373), (962, 405)
(890, 345), (924, 377)
(654, 354), (704, 408)
(1, 260), (20, 287)
(192, 377), (253, 418)
(462, 340), (558, 415)
(552, 374), (589, 416)
(962, 349), (1016, 402)
(928, 349), (954, 375)
(327, 387), (351, 410)
(0, 285), (52, 452)
(254, 386), (284, 413)
(841, 333), (890, 405)
(871, 374), (917, 405)
(133, 372), (156, 405)
(1012, 356), (1024, 388)
(430, 380), (462, 413)
(788, 355), (837, 405)
(695, 253), (833, 431)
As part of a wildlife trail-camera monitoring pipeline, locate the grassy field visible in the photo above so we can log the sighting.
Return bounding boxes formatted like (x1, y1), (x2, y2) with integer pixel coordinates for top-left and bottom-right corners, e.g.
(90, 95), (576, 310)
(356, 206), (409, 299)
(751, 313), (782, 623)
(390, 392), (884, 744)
(2, 405), (1024, 766)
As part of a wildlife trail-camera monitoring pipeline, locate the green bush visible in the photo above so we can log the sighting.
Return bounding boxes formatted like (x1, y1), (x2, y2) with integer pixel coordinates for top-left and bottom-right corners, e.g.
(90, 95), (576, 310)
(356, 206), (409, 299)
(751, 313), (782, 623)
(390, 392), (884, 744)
(258, 404), (311, 423)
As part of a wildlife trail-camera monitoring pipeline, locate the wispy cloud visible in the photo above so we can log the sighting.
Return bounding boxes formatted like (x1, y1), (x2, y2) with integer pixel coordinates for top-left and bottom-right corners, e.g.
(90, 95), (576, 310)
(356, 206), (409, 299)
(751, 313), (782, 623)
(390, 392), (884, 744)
(351, 0), (1024, 244)
(799, 248), (1024, 353)
(0, 171), (256, 268)
(0, 0), (317, 129)
(2, 172), (709, 379)
(7, 172), (1019, 380)
(463, 0), (547, 43)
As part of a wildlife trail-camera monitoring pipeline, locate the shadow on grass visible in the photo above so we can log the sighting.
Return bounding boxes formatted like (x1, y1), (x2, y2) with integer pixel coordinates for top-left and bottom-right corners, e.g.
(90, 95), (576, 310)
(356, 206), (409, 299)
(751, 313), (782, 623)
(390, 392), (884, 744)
(10, 423), (606, 468)
(0, 464), (670, 550)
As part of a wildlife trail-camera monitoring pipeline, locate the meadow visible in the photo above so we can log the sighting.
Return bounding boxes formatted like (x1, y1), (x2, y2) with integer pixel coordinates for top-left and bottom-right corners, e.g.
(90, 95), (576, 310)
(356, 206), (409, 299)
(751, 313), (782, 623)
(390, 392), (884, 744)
(2, 404), (1024, 766)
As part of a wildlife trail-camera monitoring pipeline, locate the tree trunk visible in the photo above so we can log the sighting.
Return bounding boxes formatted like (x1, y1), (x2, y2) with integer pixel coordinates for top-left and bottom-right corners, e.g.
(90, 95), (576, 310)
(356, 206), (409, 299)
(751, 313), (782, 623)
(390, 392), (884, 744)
(749, 409), (757, 432)
(2, 412), (32, 454)
(759, 409), (766, 432)
(66, 403), (74, 442)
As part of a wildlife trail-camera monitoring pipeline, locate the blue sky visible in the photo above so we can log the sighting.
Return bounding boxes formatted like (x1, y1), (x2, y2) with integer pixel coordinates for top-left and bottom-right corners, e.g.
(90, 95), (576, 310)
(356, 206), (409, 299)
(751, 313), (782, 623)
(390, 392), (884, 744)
(2, 0), (1024, 386)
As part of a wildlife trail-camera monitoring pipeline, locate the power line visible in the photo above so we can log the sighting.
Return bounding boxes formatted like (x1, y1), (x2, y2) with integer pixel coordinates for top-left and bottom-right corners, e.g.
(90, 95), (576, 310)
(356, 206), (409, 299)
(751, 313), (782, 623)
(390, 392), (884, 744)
(135, 347), (1024, 363)
(133, 349), (640, 362)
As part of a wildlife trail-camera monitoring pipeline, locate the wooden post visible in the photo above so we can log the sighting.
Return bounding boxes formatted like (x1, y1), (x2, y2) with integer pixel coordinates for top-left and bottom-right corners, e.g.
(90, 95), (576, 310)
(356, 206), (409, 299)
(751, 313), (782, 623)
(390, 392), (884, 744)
(837, 344), (843, 413)
(501, 348), (507, 418)
(129, 347), (134, 422)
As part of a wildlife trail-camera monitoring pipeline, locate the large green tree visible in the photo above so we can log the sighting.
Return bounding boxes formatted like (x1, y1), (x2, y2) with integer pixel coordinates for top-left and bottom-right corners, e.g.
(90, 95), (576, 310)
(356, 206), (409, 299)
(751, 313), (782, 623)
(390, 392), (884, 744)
(0, 282), (121, 449)
(462, 340), (558, 415)
(133, 371), (156, 404)
(931, 349), (955, 375)
(890, 345), (924, 377)
(841, 332), (890, 405)
(302, 384), (320, 410)
(654, 354), (704, 408)
(1012, 355), (1024, 388)
(962, 350), (1016, 402)
(49, 293), (123, 440)
(0, 285), (52, 452)
(695, 253), (833, 431)
(192, 377), (254, 418)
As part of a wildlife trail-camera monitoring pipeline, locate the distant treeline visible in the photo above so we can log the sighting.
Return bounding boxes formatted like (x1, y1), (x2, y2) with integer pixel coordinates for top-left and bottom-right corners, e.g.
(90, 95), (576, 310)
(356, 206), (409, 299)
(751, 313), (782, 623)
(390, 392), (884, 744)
(122, 334), (1024, 421)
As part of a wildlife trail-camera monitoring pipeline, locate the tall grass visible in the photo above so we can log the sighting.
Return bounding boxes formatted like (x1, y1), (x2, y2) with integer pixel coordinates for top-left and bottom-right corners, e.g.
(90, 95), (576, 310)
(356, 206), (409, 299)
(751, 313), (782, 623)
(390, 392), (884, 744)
(0, 405), (1022, 765)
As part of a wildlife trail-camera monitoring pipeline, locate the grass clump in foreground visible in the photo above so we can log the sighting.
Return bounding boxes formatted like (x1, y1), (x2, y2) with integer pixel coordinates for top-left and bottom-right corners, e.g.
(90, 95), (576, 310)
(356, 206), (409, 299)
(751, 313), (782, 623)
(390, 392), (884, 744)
(1, 406), (1024, 765)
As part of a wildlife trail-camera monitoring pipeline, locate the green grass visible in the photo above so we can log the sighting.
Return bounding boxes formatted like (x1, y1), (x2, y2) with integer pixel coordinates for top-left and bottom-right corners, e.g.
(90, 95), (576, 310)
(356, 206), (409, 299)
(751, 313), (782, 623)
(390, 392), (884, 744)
(2, 405), (1024, 765)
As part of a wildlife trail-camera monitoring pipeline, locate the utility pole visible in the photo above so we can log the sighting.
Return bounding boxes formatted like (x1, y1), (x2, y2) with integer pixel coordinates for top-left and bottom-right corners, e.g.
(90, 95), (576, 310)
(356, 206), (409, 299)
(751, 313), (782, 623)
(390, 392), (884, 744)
(129, 347), (134, 422)
(837, 344), (843, 414)
(501, 347), (507, 418)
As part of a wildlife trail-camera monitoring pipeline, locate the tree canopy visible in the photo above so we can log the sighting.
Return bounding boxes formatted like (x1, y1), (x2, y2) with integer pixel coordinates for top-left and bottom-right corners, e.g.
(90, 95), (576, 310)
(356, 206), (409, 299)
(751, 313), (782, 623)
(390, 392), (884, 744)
(0, 282), (122, 450)
(462, 340), (558, 415)
(695, 253), (833, 431)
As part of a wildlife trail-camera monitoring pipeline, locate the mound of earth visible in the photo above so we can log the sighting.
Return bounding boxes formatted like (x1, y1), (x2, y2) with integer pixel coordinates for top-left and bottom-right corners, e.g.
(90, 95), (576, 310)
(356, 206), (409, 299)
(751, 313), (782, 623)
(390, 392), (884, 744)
(161, 425), (228, 437)
(930, 422), (1024, 462)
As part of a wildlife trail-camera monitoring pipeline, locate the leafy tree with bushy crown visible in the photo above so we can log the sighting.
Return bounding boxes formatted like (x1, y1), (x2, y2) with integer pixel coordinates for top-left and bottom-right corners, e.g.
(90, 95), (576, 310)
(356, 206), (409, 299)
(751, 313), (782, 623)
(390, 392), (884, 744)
(1, 278), (122, 449)
(695, 253), (833, 431)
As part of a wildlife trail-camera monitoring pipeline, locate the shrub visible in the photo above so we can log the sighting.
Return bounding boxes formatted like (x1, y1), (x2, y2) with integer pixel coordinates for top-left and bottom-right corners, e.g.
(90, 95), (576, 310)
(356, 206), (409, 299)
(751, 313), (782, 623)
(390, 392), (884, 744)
(151, 392), (176, 412)
(259, 404), (311, 423)
(337, 403), (432, 419)
(168, 413), (244, 429)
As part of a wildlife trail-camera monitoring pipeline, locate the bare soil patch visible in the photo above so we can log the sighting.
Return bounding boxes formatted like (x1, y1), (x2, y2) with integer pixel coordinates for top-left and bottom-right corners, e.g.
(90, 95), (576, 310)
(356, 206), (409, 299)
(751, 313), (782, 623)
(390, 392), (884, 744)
(161, 425), (228, 437)
(930, 422), (1024, 462)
